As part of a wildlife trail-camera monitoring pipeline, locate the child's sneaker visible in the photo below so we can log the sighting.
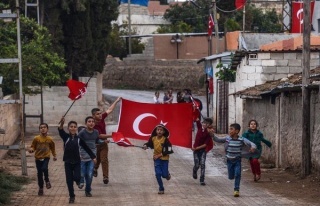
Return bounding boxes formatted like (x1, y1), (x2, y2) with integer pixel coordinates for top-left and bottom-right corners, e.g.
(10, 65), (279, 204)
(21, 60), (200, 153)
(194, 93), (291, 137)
(166, 174), (171, 181)
(193, 171), (197, 179)
(200, 182), (206, 186)
(46, 181), (52, 189)
(234, 190), (240, 197)
(158, 190), (164, 195)
(38, 188), (44, 196)
(103, 177), (109, 184)
(69, 197), (75, 203)
(93, 169), (98, 177)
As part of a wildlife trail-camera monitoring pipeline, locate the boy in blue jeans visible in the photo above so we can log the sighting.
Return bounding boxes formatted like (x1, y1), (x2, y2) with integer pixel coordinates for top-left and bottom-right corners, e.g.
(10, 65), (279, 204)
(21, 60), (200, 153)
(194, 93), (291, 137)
(78, 116), (100, 197)
(143, 124), (173, 194)
(209, 123), (256, 197)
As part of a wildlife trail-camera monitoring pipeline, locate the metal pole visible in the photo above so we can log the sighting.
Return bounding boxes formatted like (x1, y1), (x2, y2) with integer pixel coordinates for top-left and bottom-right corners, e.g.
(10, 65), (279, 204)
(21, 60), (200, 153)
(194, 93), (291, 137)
(16, 0), (28, 176)
(213, 1), (219, 54)
(176, 41), (179, 59)
(301, 0), (311, 178)
(243, 5), (246, 32)
(128, 0), (132, 56)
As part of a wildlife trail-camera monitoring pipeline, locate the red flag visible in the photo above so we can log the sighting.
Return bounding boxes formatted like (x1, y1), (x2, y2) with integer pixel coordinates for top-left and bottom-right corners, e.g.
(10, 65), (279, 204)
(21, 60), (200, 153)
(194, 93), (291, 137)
(235, 0), (246, 9)
(291, 1), (315, 33)
(209, 77), (214, 94)
(208, 14), (214, 36)
(112, 132), (134, 147)
(117, 99), (193, 148)
(66, 79), (87, 100)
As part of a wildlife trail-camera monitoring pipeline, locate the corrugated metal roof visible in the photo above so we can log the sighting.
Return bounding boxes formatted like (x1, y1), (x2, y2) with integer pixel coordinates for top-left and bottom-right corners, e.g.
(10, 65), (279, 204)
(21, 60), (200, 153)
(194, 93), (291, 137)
(197, 52), (232, 64)
(232, 67), (320, 98)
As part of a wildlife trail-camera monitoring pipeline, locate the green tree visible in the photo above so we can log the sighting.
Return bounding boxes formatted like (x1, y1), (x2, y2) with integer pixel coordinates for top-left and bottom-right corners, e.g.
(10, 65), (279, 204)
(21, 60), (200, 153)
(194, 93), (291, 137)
(162, 0), (208, 33)
(0, 17), (67, 96)
(235, 6), (282, 33)
(156, 21), (193, 33)
(224, 18), (241, 32)
(57, 0), (119, 78)
(215, 63), (236, 82)
(161, 0), (282, 33)
(107, 23), (145, 59)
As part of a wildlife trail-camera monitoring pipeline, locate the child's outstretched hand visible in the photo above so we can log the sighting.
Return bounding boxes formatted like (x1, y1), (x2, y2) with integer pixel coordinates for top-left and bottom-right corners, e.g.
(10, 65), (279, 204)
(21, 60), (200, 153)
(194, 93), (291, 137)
(249, 147), (256, 153)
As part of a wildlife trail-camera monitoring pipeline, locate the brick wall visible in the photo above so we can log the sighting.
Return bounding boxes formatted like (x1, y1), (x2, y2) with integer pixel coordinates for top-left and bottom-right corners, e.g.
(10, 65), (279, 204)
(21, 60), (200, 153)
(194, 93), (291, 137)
(153, 35), (226, 60)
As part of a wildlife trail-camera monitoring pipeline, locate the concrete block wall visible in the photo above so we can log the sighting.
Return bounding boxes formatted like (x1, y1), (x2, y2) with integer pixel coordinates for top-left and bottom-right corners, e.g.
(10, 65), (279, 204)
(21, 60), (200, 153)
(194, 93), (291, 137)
(229, 51), (320, 130)
(0, 102), (21, 159)
(237, 51), (320, 92)
(24, 76), (99, 129)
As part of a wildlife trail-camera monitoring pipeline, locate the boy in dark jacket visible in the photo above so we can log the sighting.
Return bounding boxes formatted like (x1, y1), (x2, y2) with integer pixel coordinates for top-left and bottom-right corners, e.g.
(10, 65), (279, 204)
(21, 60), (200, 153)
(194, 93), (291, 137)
(143, 124), (173, 194)
(58, 117), (96, 204)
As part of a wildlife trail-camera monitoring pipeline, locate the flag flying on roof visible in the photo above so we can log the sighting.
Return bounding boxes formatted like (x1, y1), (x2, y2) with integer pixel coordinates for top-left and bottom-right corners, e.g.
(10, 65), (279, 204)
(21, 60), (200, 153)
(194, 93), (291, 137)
(117, 99), (193, 148)
(208, 14), (214, 36)
(66, 79), (87, 100)
(291, 1), (315, 33)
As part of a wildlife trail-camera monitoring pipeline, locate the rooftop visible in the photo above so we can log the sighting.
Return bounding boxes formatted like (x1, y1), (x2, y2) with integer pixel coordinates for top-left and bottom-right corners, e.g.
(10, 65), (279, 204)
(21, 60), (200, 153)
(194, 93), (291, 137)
(233, 66), (320, 98)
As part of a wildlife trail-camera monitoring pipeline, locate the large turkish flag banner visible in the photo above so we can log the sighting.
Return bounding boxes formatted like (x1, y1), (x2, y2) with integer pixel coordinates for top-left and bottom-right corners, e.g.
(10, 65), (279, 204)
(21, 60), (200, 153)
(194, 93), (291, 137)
(291, 1), (315, 33)
(117, 99), (193, 148)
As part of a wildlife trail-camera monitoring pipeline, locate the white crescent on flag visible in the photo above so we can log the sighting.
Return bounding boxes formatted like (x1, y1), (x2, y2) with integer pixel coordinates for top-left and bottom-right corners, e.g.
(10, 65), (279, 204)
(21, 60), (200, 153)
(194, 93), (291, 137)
(117, 99), (193, 148)
(297, 9), (303, 24)
(133, 113), (156, 136)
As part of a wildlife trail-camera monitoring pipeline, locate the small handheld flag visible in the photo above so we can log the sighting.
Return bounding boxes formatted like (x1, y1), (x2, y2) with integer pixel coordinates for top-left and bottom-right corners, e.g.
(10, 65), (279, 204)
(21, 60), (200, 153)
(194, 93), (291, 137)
(111, 132), (144, 148)
(67, 79), (87, 100)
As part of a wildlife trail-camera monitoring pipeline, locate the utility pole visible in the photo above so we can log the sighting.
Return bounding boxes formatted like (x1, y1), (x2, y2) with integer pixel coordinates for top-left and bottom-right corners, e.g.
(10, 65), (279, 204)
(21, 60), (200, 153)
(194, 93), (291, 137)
(128, 0), (132, 56)
(301, 0), (311, 178)
(17, 0), (28, 176)
(191, 0), (218, 118)
(213, 1), (219, 54)
(242, 5), (245, 32)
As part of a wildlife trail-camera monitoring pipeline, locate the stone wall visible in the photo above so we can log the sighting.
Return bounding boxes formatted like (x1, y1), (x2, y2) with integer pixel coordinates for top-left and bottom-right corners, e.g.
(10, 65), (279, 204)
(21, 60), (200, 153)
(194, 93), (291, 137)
(24, 75), (101, 129)
(242, 91), (320, 173)
(0, 101), (21, 159)
(103, 57), (206, 92)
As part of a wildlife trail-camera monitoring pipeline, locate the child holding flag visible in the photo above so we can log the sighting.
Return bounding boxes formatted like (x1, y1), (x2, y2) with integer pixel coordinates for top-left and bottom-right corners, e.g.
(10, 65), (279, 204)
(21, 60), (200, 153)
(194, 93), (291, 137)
(58, 117), (96, 204)
(143, 124), (173, 194)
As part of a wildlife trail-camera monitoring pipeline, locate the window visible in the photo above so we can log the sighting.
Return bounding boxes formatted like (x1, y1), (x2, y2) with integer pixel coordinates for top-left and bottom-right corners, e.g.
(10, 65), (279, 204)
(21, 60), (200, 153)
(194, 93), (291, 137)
(249, 53), (257, 59)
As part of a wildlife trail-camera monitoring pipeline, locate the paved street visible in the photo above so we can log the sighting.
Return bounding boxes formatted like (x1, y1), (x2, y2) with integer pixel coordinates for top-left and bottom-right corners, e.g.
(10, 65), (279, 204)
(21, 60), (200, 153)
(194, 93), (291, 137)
(9, 89), (314, 205)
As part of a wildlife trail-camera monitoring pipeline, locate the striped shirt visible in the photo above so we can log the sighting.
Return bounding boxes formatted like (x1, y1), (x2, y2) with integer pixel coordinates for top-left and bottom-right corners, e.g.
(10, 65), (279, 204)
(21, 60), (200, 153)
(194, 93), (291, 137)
(212, 135), (256, 159)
